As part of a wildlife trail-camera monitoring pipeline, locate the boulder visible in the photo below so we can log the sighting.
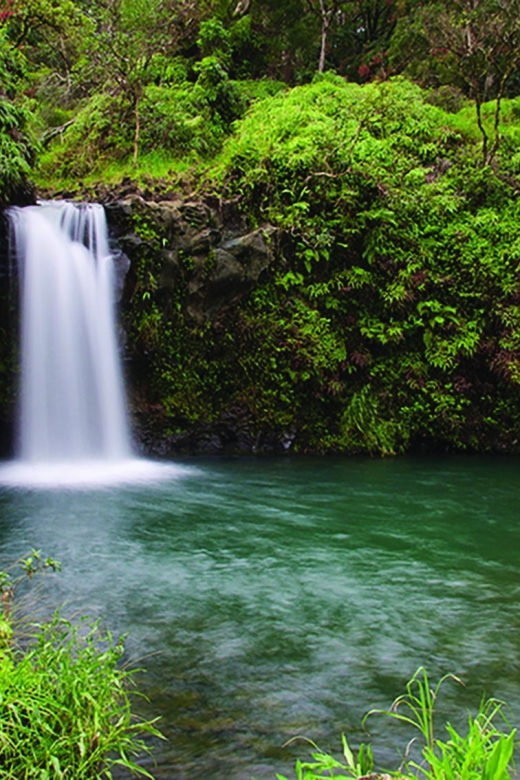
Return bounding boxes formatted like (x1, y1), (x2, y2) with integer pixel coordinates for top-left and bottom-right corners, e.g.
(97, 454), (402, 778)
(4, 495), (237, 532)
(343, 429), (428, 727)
(104, 195), (277, 322)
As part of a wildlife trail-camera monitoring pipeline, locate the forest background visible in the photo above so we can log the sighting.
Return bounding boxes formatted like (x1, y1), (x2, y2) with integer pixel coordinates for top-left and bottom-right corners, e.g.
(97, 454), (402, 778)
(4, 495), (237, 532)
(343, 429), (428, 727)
(3, 0), (520, 456)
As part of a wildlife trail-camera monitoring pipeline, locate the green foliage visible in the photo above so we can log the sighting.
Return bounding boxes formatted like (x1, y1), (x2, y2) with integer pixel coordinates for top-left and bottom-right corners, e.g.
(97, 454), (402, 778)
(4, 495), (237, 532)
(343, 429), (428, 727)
(140, 82), (226, 157)
(4, 0), (520, 173)
(277, 734), (374, 780)
(364, 667), (462, 753)
(180, 76), (520, 454)
(197, 17), (232, 65)
(0, 97), (36, 198)
(0, 29), (27, 98)
(0, 615), (161, 778)
(0, 552), (161, 778)
(37, 92), (126, 178)
(38, 67), (242, 177)
(194, 55), (245, 127)
(0, 548), (60, 595)
(281, 669), (517, 780)
(418, 702), (516, 780)
(111, 75), (520, 456)
(232, 78), (287, 108)
(217, 75), (451, 180)
(0, 32), (37, 202)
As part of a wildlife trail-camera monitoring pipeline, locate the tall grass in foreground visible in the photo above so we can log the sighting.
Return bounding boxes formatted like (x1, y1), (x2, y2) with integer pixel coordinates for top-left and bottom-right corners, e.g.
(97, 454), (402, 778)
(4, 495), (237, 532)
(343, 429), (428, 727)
(279, 667), (516, 780)
(0, 551), (162, 779)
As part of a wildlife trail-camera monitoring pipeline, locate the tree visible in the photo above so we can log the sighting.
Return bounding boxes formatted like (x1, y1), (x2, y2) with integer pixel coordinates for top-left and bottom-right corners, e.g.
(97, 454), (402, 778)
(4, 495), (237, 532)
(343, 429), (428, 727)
(420, 0), (520, 163)
(0, 0), (89, 95)
(235, 0), (317, 82)
(302, 0), (410, 78)
(83, 0), (201, 165)
(342, 0), (408, 80)
(304, 0), (342, 72)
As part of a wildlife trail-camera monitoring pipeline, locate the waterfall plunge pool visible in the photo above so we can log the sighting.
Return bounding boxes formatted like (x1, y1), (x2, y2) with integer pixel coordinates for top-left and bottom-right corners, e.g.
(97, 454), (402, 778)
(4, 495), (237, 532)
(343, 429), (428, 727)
(4, 202), (520, 776)
(0, 454), (519, 779)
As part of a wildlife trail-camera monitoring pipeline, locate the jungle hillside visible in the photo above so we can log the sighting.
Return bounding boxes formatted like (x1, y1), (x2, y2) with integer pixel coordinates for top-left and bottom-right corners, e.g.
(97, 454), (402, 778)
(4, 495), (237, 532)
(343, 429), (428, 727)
(3, 0), (520, 456)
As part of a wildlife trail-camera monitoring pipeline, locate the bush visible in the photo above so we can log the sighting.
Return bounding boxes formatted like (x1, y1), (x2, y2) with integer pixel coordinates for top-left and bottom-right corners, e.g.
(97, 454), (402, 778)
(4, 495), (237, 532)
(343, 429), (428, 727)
(37, 92), (130, 179)
(38, 76), (234, 179)
(192, 76), (520, 454)
(0, 33), (38, 204)
(140, 82), (226, 158)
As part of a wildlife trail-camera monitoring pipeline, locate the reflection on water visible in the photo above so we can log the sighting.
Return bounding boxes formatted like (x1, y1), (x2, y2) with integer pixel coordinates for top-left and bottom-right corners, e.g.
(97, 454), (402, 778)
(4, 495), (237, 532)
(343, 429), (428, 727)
(0, 455), (520, 778)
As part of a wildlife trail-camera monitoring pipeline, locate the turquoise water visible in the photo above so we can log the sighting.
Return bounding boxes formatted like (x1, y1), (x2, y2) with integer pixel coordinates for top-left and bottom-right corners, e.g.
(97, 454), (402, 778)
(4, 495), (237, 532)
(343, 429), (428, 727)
(1, 455), (520, 778)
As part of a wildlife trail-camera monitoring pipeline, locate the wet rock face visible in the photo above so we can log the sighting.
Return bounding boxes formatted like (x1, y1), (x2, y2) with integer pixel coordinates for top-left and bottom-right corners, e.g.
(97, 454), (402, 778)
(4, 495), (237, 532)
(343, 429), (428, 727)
(103, 194), (286, 456)
(186, 226), (277, 323)
(133, 405), (296, 458)
(104, 195), (276, 323)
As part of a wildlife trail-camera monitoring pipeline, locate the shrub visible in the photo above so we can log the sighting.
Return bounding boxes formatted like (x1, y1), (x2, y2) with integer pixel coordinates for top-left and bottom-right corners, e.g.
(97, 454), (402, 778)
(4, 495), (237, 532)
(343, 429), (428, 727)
(193, 76), (520, 454)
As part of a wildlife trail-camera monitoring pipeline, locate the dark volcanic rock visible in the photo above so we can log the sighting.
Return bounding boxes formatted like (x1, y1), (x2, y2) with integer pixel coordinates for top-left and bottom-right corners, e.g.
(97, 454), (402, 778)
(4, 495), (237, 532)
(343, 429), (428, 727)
(132, 404), (297, 458)
(105, 194), (277, 323)
(187, 227), (276, 323)
(101, 192), (281, 455)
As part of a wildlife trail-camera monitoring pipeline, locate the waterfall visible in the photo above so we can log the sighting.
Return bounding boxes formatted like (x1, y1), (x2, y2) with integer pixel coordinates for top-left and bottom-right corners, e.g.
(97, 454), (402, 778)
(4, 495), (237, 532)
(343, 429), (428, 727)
(0, 200), (193, 488)
(9, 201), (131, 463)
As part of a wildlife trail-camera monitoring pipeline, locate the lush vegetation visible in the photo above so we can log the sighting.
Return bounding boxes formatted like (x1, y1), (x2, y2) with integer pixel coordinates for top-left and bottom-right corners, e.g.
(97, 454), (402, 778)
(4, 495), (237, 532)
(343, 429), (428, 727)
(280, 668), (517, 779)
(4, 0), (520, 186)
(4, 0), (520, 453)
(0, 29), (37, 204)
(119, 76), (520, 454)
(0, 551), (161, 778)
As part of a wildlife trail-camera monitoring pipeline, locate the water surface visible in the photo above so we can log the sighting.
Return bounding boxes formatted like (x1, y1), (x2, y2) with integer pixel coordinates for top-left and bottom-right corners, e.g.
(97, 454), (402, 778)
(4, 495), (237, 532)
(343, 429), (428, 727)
(0, 455), (519, 778)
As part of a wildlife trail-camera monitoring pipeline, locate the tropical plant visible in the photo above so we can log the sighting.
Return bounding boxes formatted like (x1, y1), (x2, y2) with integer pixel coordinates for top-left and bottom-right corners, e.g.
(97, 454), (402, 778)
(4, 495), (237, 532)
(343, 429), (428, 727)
(0, 31), (38, 203)
(417, 699), (516, 780)
(363, 666), (461, 756)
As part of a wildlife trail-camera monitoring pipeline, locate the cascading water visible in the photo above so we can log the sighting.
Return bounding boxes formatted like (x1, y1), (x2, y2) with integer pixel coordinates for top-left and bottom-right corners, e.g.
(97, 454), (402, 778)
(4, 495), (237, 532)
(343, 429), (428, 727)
(0, 201), (191, 488)
(11, 201), (131, 462)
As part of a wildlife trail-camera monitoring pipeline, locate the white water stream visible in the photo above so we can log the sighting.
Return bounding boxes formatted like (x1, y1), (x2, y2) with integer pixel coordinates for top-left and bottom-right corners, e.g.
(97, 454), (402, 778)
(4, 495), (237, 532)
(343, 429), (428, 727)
(0, 201), (190, 488)
(14, 201), (130, 461)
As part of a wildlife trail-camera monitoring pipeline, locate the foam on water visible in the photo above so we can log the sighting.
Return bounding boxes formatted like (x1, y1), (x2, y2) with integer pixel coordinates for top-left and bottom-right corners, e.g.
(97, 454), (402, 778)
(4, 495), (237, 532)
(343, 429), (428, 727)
(0, 458), (197, 490)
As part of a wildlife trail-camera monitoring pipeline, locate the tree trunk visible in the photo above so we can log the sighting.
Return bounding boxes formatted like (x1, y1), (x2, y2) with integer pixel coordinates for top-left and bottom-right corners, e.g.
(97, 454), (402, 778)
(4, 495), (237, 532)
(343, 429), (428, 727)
(488, 66), (515, 164)
(318, 0), (331, 72)
(475, 96), (488, 165)
(133, 94), (140, 167)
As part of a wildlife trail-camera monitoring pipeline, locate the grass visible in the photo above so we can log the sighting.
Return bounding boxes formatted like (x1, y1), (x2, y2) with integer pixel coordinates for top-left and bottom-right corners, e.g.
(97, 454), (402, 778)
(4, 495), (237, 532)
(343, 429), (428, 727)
(279, 667), (517, 780)
(0, 551), (162, 779)
(33, 148), (200, 194)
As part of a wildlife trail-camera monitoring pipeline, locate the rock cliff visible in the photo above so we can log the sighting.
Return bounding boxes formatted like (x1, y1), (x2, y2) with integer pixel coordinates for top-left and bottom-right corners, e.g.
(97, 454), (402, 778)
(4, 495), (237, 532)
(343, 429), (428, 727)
(102, 191), (282, 455)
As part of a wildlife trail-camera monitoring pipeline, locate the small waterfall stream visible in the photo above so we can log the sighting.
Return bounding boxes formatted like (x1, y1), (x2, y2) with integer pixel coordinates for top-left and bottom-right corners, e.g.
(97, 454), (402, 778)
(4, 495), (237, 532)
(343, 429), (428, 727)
(0, 201), (188, 488)
(11, 201), (131, 462)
